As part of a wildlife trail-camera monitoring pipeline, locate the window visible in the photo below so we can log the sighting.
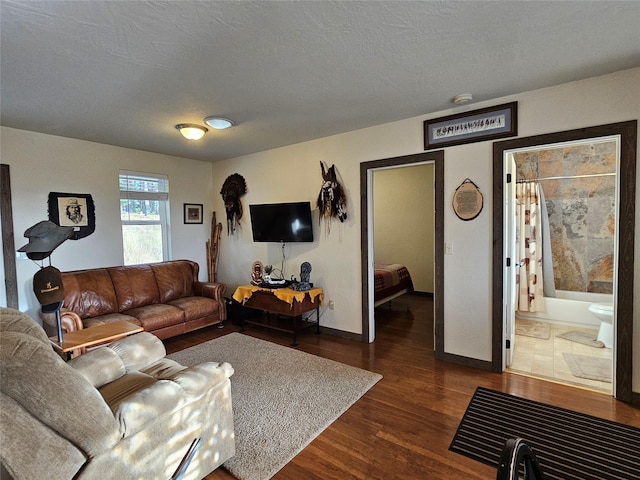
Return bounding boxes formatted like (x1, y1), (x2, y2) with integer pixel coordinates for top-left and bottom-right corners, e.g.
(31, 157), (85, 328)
(119, 171), (169, 265)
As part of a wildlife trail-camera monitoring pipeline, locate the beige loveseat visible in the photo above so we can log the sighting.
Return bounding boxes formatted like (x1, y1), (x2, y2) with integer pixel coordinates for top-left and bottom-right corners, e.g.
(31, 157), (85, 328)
(43, 259), (226, 341)
(0, 307), (235, 480)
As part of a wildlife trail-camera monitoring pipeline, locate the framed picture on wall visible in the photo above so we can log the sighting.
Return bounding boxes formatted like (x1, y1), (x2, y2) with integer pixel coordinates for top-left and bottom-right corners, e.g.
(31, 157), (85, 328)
(424, 102), (518, 150)
(184, 203), (203, 224)
(48, 192), (96, 240)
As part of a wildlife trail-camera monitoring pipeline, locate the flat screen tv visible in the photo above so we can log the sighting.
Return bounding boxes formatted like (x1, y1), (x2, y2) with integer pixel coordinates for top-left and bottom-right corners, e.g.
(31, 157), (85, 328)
(249, 202), (314, 243)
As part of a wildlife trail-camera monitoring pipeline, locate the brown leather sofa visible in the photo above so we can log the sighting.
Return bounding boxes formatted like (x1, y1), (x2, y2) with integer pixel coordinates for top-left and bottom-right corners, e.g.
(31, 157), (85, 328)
(43, 260), (226, 340)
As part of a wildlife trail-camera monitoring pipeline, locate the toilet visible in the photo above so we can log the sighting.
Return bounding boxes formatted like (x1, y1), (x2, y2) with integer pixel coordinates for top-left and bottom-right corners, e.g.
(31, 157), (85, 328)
(588, 303), (614, 348)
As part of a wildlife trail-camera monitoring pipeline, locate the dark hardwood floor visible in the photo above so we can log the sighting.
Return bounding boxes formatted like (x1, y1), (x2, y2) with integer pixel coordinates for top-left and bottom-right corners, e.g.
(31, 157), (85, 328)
(163, 294), (640, 480)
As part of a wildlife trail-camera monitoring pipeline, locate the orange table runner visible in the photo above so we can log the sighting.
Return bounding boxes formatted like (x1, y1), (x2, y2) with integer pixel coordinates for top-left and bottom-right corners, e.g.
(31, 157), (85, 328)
(233, 285), (323, 307)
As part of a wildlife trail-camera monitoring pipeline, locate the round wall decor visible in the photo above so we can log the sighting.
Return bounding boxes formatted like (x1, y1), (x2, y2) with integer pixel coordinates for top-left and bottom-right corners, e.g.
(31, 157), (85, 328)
(452, 178), (483, 221)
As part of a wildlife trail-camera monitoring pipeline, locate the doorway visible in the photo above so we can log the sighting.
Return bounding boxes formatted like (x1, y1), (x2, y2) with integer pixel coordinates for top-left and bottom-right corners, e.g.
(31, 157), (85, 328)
(360, 151), (444, 352)
(492, 121), (636, 402)
(505, 138), (619, 394)
(373, 163), (435, 295)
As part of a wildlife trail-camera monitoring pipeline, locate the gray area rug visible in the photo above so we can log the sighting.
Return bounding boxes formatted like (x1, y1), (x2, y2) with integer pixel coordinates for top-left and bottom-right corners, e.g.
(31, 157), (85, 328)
(515, 319), (550, 339)
(168, 333), (382, 480)
(556, 330), (604, 348)
(563, 353), (611, 383)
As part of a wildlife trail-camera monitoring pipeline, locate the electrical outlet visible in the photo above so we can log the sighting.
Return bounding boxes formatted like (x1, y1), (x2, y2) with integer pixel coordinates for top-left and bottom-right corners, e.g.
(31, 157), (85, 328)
(328, 300), (335, 310)
(16, 252), (27, 260)
(445, 243), (453, 255)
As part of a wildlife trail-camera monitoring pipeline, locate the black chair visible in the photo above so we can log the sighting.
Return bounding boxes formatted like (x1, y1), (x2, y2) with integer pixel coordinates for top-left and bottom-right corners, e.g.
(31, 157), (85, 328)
(496, 438), (545, 480)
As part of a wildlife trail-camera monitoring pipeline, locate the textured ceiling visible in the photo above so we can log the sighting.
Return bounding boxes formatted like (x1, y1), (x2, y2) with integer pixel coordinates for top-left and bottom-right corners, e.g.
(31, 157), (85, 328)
(2, 1), (639, 162)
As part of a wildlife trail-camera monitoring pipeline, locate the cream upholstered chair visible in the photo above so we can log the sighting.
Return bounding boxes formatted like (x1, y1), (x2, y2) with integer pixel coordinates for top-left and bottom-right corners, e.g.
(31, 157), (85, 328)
(0, 307), (235, 480)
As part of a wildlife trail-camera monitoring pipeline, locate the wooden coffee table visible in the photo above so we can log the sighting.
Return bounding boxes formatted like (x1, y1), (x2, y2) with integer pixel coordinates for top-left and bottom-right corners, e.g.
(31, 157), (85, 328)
(49, 320), (143, 359)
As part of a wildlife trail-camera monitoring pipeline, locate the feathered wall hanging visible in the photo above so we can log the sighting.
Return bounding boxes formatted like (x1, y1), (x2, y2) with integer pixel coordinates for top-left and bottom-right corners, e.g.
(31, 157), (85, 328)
(317, 162), (347, 232)
(220, 173), (247, 235)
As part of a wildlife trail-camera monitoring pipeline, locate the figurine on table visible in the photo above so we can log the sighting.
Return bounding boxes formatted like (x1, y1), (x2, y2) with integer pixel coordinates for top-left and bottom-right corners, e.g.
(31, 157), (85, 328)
(250, 261), (263, 285)
(294, 262), (312, 291)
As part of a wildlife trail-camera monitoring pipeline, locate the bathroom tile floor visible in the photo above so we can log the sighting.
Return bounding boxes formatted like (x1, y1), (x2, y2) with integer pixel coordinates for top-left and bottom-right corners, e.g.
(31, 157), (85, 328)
(508, 320), (612, 394)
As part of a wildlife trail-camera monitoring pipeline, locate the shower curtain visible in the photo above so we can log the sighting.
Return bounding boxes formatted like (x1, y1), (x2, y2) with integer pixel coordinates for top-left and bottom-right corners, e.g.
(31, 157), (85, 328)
(516, 181), (545, 312)
(538, 185), (556, 298)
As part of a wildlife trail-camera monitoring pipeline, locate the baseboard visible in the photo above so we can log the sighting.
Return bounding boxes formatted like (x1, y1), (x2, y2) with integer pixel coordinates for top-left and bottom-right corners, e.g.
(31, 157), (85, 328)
(319, 325), (362, 342)
(632, 391), (640, 407)
(435, 351), (494, 371)
(409, 291), (433, 297)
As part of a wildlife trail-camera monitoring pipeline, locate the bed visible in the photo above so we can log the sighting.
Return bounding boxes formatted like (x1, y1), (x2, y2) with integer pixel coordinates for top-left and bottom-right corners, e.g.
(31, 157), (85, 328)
(374, 263), (414, 307)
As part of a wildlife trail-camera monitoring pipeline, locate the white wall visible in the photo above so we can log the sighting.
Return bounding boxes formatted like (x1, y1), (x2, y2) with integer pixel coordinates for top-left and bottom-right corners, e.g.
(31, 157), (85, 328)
(211, 126), (422, 333)
(373, 164), (434, 292)
(212, 68), (639, 388)
(1, 68), (638, 393)
(0, 129), (216, 318)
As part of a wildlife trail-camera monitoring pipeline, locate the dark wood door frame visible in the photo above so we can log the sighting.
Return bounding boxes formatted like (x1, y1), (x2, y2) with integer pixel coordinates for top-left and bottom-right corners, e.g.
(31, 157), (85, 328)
(360, 151), (444, 352)
(492, 120), (636, 402)
(1, 164), (19, 309)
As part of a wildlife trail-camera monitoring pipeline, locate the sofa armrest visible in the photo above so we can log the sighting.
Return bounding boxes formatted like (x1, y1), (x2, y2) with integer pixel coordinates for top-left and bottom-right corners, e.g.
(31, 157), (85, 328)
(40, 308), (84, 335)
(168, 362), (234, 397)
(39, 309), (86, 358)
(194, 281), (226, 301)
(109, 362), (234, 438)
(111, 379), (187, 437)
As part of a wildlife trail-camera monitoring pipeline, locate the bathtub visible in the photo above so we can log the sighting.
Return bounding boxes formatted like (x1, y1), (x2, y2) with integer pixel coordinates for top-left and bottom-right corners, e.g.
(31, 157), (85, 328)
(515, 290), (614, 328)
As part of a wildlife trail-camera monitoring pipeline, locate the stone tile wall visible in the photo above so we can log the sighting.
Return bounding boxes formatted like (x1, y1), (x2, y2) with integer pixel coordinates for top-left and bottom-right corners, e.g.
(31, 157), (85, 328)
(515, 140), (616, 294)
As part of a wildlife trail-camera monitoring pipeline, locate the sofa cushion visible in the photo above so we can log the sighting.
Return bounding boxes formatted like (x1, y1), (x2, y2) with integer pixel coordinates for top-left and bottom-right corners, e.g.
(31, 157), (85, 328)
(69, 332), (166, 388)
(0, 307), (50, 344)
(1, 393), (87, 480)
(107, 332), (167, 372)
(141, 358), (187, 379)
(0, 331), (120, 456)
(99, 371), (157, 407)
(168, 296), (218, 321)
(151, 260), (196, 303)
(108, 265), (160, 312)
(62, 269), (119, 319)
(124, 304), (184, 331)
(83, 312), (141, 330)
(69, 347), (127, 388)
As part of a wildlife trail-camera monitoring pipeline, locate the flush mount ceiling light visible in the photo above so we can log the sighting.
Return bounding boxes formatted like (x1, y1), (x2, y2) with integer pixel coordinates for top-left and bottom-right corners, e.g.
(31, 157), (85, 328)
(453, 93), (473, 105)
(203, 116), (234, 130)
(175, 124), (208, 140)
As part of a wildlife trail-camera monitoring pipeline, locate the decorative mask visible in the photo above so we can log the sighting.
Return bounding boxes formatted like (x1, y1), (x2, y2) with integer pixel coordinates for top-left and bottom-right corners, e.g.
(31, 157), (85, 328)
(220, 173), (247, 235)
(317, 162), (347, 230)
